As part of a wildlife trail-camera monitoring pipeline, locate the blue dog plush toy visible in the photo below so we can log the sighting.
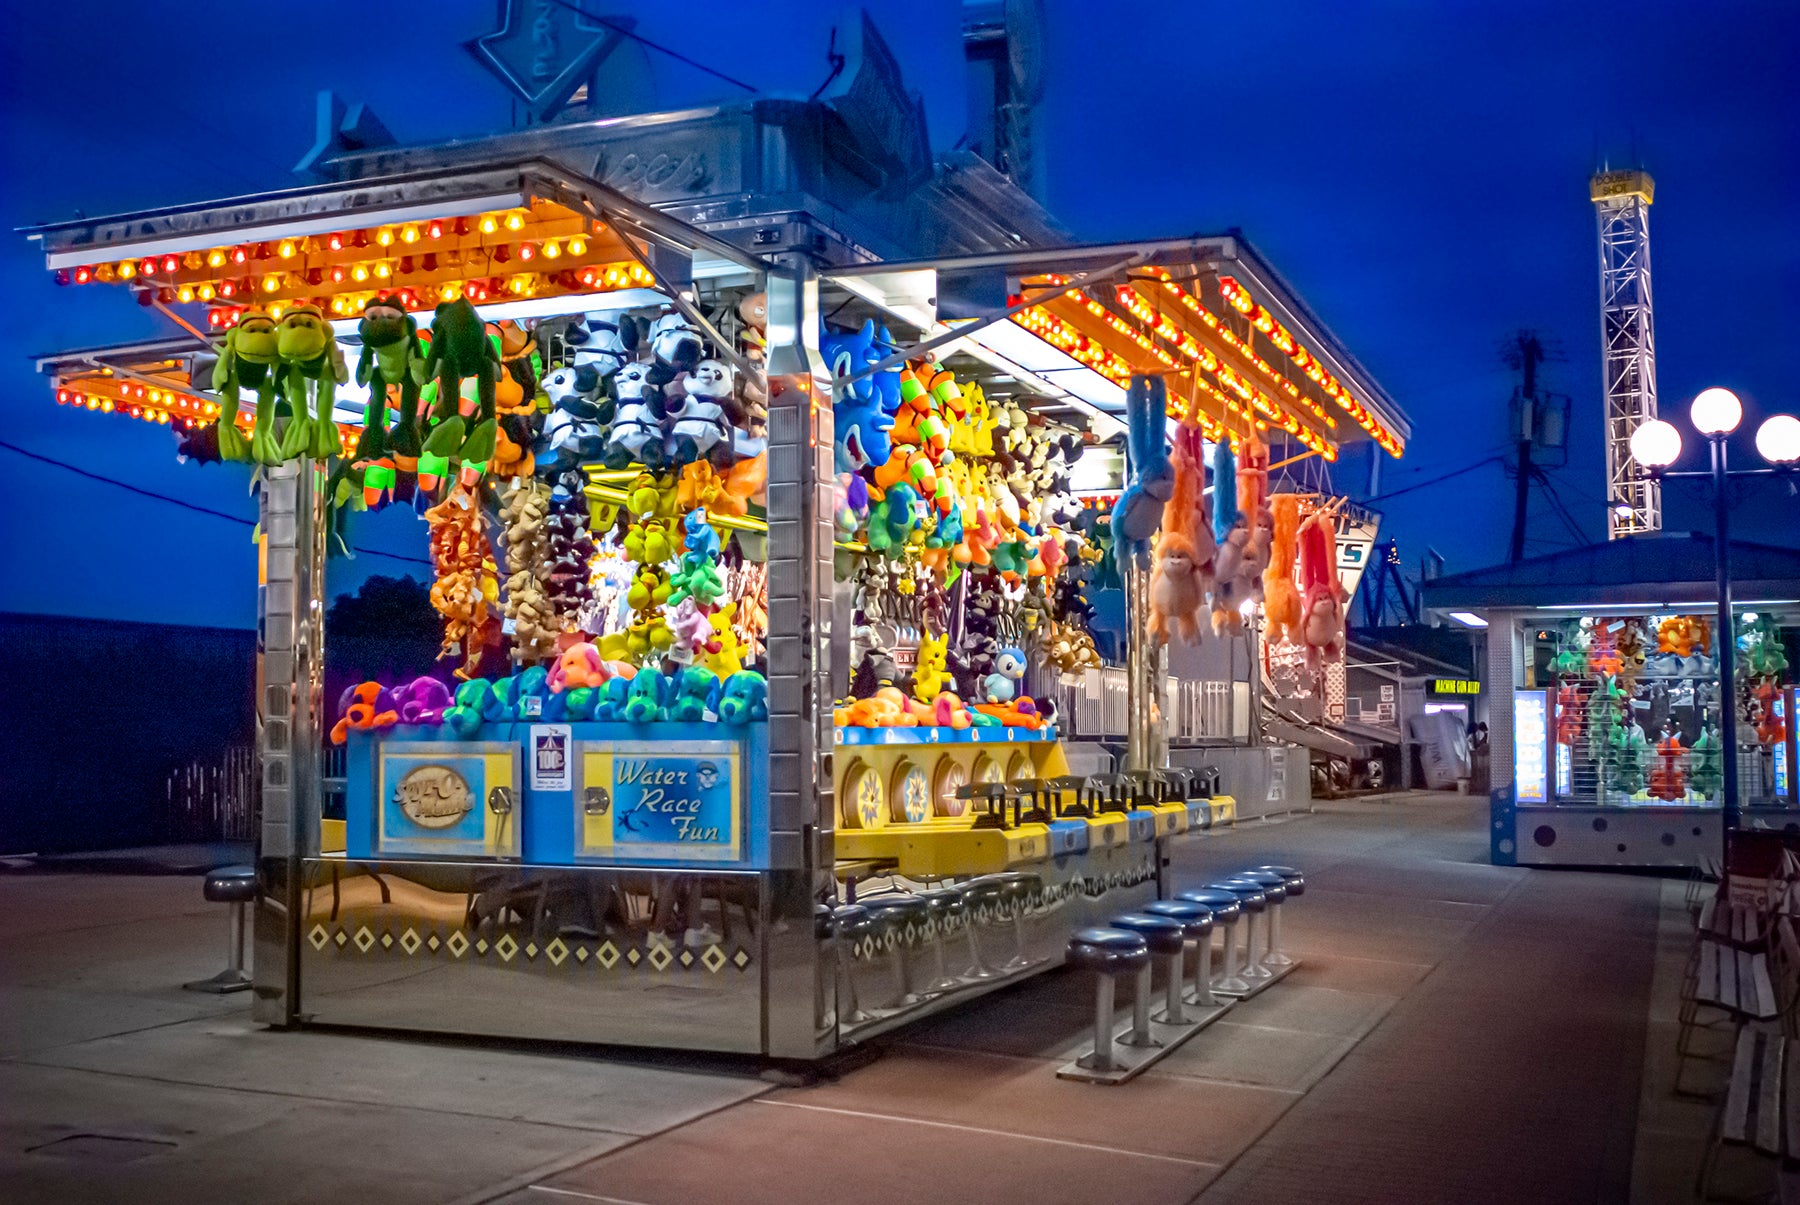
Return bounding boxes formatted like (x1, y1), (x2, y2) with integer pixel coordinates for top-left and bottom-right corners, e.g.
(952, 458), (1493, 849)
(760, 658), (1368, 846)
(667, 666), (719, 722)
(716, 671), (768, 723)
(1111, 374), (1174, 565)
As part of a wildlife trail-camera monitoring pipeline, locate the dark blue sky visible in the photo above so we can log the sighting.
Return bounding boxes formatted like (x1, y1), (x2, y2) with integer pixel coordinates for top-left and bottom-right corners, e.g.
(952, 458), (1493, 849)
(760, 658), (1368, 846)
(3, 0), (1795, 630)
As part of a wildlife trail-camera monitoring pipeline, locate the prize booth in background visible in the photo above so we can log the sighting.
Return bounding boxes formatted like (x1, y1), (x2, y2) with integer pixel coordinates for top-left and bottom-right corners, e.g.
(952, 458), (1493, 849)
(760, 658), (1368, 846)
(1425, 535), (1799, 870)
(28, 73), (1408, 1058)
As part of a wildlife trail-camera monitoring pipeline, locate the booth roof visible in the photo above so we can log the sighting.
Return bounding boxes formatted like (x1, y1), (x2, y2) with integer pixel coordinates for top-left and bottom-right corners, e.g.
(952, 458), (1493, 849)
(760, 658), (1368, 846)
(1422, 533), (1800, 612)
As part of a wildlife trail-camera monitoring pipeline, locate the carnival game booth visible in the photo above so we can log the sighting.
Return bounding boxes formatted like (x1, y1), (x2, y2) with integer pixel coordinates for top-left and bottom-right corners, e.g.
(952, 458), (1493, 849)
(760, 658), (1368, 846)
(1424, 534), (1799, 870)
(31, 143), (1406, 1056)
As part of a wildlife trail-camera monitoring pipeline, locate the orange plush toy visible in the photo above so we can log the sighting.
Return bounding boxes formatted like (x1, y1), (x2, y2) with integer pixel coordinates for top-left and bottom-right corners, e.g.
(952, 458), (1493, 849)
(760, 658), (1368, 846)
(330, 682), (398, 744)
(1648, 735), (1688, 801)
(1262, 494), (1303, 644)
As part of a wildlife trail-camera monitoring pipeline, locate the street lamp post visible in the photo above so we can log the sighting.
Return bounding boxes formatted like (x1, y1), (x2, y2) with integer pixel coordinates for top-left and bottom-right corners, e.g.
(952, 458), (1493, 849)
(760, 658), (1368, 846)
(1629, 389), (1800, 849)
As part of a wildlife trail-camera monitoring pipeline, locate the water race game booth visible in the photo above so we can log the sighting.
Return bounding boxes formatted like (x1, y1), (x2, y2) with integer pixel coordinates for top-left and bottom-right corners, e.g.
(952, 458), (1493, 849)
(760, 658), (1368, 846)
(27, 50), (1408, 1059)
(1425, 535), (1799, 869)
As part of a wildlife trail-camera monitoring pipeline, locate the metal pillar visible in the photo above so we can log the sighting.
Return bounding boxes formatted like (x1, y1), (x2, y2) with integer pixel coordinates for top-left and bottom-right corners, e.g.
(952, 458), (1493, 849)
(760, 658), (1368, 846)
(1125, 560), (1155, 773)
(1591, 170), (1661, 537)
(762, 258), (838, 1058)
(1711, 436), (1740, 848)
(253, 461), (326, 1025)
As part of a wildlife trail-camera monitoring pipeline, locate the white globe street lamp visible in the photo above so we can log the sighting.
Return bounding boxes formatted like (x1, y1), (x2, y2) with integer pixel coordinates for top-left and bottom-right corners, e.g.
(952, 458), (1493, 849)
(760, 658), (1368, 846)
(1690, 386), (1743, 436)
(1756, 413), (1800, 465)
(1628, 418), (1682, 469)
(1627, 388), (1800, 844)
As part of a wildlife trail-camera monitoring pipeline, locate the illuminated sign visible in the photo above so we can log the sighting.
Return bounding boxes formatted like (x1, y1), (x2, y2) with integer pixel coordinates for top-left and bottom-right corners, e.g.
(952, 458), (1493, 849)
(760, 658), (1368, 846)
(1430, 679), (1482, 696)
(578, 740), (743, 862)
(1514, 691), (1548, 803)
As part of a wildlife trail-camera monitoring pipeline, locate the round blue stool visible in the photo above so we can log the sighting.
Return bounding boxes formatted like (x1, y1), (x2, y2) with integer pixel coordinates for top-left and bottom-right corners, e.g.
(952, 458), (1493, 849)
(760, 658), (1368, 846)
(1210, 879), (1271, 984)
(1067, 928), (1150, 1072)
(1179, 887), (1247, 995)
(1145, 898), (1218, 1009)
(1111, 913), (1188, 1036)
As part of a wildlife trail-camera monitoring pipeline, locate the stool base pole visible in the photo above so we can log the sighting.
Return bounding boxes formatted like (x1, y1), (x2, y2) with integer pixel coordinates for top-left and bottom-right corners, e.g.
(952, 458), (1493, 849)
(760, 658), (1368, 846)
(1159, 951), (1187, 1024)
(1123, 963), (1159, 1047)
(1242, 912), (1271, 980)
(1082, 976), (1117, 1071)
(1264, 905), (1294, 968)
(1191, 935), (1216, 1007)
(1216, 920), (1250, 994)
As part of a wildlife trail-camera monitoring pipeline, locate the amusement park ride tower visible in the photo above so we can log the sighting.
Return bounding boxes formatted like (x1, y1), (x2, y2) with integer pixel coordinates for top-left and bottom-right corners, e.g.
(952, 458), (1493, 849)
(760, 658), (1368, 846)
(1591, 168), (1661, 537)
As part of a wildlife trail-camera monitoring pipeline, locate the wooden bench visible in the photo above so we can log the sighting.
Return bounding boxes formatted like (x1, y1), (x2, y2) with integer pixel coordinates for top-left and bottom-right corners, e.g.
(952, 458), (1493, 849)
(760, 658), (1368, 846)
(1694, 901), (1781, 1023)
(1700, 1027), (1800, 1200)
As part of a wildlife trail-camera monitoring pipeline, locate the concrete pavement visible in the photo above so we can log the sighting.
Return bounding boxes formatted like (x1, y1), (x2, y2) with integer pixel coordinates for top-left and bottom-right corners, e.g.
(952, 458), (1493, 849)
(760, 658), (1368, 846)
(0, 794), (1712, 1204)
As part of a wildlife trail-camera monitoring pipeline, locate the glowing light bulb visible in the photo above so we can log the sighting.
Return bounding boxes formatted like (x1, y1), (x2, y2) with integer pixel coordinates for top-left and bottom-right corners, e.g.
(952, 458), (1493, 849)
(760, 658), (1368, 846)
(518, 243), (536, 261)
(375, 227), (395, 247)
(504, 212), (526, 232)
(439, 283), (461, 302)
(479, 214), (499, 235)
(374, 261), (392, 279)
(567, 236), (587, 256)
(218, 280), (236, 298)
(197, 283), (215, 301)
(543, 240), (562, 259)
(74, 266), (93, 284)
(427, 220), (444, 240)
(400, 224), (420, 244)
(351, 264), (370, 282)
(262, 274), (281, 292)
(277, 240), (297, 259)
(330, 266), (346, 283)
(328, 233), (344, 252)
(231, 247), (248, 265)
(207, 249), (226, 269)
(117, 260), (137, 280)
(177, 285), (195, 303)
(161, 255), (179, 273)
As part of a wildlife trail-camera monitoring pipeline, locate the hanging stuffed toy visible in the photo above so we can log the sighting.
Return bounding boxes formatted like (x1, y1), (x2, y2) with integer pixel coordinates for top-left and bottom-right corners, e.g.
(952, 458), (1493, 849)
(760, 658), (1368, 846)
(351, 296), (427, 504)
(604, 361), (666, 469)
(1262, 493), (1303, 645)
(275, 304), (348, 462)
(1296, 503), (1347, 668)
(211, 309), (281, 464)
(1647, 733), (1688, 801)
(1111, 375), (1173, 566)
(419, 297), (501, 489)
(661, 358), (741, 467)
(1690, 727), (1723, 798)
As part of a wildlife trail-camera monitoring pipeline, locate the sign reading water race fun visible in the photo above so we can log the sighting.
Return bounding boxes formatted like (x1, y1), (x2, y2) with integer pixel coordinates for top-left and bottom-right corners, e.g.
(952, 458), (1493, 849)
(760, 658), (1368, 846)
(578, 741), (742, 862)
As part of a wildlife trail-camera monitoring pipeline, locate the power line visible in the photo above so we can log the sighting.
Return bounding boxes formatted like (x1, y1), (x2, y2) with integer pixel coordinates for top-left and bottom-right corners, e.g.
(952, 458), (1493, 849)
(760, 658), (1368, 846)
(0, 438), (432, 567)
(1365, 455), (1505, 504)
(546, 0), (761, 94)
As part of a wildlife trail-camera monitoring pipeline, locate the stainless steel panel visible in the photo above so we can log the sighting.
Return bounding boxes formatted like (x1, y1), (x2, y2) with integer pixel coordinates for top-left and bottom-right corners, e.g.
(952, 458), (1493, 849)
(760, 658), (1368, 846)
(834, 842), (1162, 1045)
(297, 859), (766, 1053)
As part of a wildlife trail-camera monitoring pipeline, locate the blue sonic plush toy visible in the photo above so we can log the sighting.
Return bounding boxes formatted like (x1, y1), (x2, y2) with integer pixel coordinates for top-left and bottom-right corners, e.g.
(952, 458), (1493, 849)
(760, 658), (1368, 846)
(1111, 374), (1174, 566)
(824, 319), (896, 475)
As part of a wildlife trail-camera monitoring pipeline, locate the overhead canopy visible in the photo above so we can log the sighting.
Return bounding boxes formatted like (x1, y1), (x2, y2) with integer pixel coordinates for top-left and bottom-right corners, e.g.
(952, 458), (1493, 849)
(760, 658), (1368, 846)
(821, 235), (1408, 461)
(1422, 533), (1800, 612)
(24, 160), (761, 432)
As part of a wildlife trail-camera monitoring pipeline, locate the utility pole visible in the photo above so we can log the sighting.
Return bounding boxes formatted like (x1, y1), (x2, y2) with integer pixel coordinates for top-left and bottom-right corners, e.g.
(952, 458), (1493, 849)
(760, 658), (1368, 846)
(1508, 333), (1544, 564)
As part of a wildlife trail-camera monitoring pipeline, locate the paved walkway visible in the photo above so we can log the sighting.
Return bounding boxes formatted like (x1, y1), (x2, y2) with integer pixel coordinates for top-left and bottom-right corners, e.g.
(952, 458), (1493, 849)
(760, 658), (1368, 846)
(0, 796), (1707, 1204)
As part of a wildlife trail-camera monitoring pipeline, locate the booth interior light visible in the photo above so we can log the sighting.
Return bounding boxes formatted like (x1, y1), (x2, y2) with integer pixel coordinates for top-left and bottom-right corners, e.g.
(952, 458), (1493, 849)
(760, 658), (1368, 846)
(1446, 611), (1489, 629)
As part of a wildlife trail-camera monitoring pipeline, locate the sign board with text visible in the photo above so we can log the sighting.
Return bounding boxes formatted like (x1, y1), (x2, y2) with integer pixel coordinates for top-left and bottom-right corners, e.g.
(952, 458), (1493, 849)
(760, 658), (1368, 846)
(575, 740), (742, 862)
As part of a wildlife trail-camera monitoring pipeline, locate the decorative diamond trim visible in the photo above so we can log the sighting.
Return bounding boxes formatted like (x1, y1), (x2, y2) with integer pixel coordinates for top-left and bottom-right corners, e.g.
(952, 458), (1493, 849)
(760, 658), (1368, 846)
(701, 944), (727, 973)
(308, 924), (329, 951)
(379, 931), (394, 950)
(495, 934), (519, 962)
(546, 938), (569, 967)
(597, 941), (620, 969)
(399, 928), (421, 956)
(447, 930), (469, 958)
(353, 926), (375, 953)
(647, 943), (672, 972)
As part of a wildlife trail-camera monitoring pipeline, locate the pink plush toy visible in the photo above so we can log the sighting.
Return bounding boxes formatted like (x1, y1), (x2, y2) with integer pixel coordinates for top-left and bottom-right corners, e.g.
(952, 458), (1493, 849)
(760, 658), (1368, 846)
(549, 642), (632, 692)
(1298, 507), (1347, 668)
(663, 598), (716, 664)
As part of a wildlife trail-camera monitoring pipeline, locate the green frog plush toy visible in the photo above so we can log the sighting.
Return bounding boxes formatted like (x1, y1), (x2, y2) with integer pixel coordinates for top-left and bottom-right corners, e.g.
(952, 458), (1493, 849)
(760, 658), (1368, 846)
(347, 296), (427, 505)
(210, 309), (281, 464)
(419, 296), (500, 490)
(275, 304), (349, 462)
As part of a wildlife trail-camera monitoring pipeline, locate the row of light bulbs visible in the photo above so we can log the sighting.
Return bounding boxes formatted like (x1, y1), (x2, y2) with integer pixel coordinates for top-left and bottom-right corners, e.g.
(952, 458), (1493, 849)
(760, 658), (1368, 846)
(1216, 276), (1400, 455)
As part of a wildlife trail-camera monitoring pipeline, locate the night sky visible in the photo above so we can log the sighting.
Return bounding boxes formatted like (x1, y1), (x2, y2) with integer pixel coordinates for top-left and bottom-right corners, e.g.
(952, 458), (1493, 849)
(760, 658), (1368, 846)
(2, 0), (1795, 631)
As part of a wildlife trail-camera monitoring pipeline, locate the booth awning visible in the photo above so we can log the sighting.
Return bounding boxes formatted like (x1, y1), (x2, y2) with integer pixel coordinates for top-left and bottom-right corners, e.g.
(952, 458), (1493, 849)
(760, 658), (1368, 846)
(820, 235), (1408, 462)
(1422, 533), (1800, 612)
